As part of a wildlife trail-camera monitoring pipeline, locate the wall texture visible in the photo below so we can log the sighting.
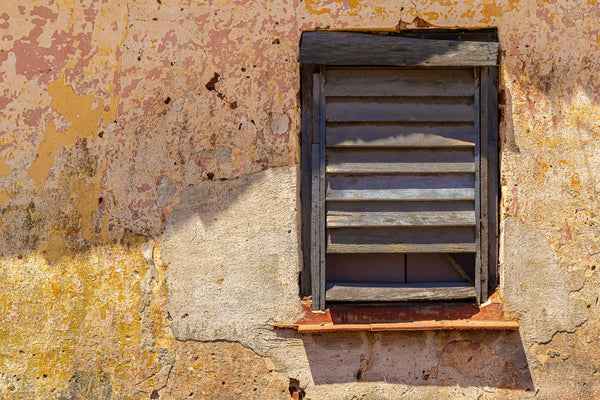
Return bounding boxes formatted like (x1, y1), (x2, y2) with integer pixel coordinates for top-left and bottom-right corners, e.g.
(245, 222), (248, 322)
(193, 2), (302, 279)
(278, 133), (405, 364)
(1, 0), (600, 398)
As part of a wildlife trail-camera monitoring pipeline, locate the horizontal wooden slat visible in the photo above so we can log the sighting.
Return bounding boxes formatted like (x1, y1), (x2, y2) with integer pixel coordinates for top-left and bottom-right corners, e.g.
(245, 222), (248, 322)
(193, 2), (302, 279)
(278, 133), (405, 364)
(299, 31), (499, 66)
(327, 210), (476, 228)
(326, 148), (475, 174)
(326, 97), (474, 122)
(327, 174), (475, 202)
(326, 122), (475, 148)
(327, 227), (476, 253)
(325, 283), (477, 302)
(326, 69), (474, 97)
(327, 200), (475, 213)
(327, 163), (475, 174)
(327, 188), (475, 202)
(327, 243), (477, 253)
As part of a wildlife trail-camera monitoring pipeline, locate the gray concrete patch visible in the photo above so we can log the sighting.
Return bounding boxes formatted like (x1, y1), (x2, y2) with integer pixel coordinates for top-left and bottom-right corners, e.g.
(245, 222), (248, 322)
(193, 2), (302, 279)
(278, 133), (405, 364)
(500, 217), (588, 344)
(162, 166), (302, 344)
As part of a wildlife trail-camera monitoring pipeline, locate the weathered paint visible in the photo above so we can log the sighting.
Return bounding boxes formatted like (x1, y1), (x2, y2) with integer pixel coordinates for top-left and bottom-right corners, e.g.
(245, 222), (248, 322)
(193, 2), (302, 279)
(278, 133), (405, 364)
(1, 0), (600, 398)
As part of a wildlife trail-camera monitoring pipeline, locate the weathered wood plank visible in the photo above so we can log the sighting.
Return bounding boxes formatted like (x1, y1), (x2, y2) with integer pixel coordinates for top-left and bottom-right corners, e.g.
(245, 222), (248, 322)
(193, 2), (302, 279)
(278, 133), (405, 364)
(327, 226), (476, 254)
(327, 210), (476, 228)
(326, 122), (475, 148)
(300, 65), (316, 296)
(486, 66), (499, 295)
(325, 282), (477, 302)
(326, 148), (475, 174)
(328, 173), (475, 190)
(326, 96), (474, 122)
(311, 72), (321, 144)
(299, 31), (499, 66)
(327, 188), (475, 202)
(326, 69), (475, 97)
(474, 67), (483, 305)
(317, 66), (327, 310)
(310, 144), (322, 310)
(326, 162), (475, 174)
(327, 173), (475, 202)
(327, 242), (477, 254)
(327, 200), (475, 214)
(326, 160), (476, 201)
(481, 66), (499, 300)
(327, 148), (475, 164)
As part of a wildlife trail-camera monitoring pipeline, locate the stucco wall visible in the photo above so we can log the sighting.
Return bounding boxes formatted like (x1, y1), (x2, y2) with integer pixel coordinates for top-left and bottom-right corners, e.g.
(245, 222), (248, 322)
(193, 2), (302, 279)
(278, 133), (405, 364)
(1, 0), (600, 399)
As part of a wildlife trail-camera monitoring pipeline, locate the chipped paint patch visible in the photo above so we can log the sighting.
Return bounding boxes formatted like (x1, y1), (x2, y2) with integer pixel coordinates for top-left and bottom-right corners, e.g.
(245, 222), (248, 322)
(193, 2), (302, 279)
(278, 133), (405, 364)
(27, 78), (117, 186)
(0, 158), (10, 177)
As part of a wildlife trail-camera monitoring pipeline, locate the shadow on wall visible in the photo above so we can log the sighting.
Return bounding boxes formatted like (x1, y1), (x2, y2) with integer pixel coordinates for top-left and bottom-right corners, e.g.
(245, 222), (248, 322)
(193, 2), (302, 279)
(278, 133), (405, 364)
(299, 330), (533, 389)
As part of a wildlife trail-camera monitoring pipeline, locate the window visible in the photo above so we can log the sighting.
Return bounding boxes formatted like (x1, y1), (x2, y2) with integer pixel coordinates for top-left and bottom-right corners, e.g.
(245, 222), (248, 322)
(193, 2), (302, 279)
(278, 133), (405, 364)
(299, 31), (499, 310)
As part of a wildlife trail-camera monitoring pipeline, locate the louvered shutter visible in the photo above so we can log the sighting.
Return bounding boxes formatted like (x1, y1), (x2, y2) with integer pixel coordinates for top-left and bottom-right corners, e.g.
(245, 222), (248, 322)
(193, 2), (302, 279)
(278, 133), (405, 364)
(299, 32), (499, 310)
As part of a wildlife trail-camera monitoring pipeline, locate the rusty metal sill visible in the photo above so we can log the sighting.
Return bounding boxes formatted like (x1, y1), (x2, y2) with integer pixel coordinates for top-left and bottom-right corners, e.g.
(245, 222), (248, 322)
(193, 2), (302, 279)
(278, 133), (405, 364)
(274, 292), (519, 333)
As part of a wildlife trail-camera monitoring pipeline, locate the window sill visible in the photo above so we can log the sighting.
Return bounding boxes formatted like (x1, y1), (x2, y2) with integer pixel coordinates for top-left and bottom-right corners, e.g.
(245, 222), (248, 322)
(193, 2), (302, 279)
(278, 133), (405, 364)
(274, 293), (519, 333)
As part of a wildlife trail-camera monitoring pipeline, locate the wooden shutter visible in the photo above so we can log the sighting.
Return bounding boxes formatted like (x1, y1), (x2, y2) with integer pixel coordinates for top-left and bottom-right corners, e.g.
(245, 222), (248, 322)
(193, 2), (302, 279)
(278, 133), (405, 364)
(300, 32), (499, 310)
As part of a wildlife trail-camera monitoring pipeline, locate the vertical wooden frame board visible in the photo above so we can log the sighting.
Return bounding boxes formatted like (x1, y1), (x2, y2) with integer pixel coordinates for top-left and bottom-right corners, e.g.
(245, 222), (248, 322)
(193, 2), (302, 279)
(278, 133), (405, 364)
(311, 144), (321, 310)
(473, 68), (483, 305)
(478, 67), (490, 303)
(318, 66), (327, 310)
(300, 65), (316, 296)
(483, 66), (499, 294)
(309, 66), (327, 311)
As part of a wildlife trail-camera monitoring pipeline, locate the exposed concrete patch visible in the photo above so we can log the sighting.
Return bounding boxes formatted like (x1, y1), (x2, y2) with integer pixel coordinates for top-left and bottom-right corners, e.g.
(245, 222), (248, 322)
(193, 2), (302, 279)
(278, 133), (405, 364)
(500, 217), (588, 344)
(161, 166), (316, 390)
(162, 165), (302, 342)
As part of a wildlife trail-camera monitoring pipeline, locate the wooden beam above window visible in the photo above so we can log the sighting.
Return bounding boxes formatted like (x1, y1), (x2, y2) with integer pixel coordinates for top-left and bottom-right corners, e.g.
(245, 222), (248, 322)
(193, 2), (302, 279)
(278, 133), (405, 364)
(299, 31), (499, 67)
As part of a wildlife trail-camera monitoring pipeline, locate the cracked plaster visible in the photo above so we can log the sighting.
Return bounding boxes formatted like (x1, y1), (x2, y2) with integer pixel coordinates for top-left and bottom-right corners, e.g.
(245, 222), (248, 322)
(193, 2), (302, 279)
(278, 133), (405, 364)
(501, 217), (589, 345)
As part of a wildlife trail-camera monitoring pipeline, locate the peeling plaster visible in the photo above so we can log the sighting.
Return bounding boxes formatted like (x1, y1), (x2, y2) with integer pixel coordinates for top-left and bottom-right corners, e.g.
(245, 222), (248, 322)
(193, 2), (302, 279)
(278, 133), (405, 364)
(1, 0), (600, 398)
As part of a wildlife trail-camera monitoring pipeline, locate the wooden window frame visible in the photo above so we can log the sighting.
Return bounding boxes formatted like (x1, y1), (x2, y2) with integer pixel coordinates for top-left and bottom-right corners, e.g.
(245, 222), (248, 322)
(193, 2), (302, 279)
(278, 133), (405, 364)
(299, 31), (499, 311)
